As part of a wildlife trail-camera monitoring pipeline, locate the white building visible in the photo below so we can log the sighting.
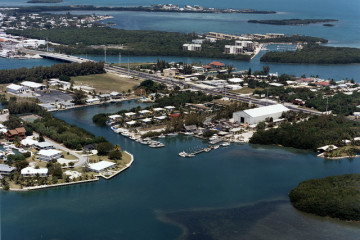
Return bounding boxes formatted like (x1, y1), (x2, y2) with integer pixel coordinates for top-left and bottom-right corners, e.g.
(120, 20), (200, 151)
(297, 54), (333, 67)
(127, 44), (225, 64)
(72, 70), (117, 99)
(235, 40), (254, 51)
(224, 45), (244, 55)
(39, 103), (57, 111)
(0, 164), (16, 176)
(233, 104), (289, 125)
(21, 167), (48, 177)
(37, 149), (62, 162)
(35, 142), (54, 150)
(21, 81), (45, 91)
(183, 44), (202, 51)
(6, 84), (29, 94)
(88, 161), (115, 173)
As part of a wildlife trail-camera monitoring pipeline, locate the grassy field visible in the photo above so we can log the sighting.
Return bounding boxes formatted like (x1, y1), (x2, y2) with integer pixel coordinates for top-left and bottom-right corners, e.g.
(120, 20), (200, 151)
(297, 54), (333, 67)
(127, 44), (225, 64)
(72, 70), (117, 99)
(71, 73), (140, 94)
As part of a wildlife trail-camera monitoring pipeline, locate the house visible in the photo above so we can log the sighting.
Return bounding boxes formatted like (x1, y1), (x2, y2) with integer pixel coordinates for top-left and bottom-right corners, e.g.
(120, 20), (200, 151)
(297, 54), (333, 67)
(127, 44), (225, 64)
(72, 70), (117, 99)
(163, 68), (178, 78)
(98, 94), (111, 101)
(224, 45), (244, 55)
(317, 145), (338, 153)
(34, 142), (54, 150)
(6, 84), (29, 94)
(5, 127), (26, 141)
(37, 149), (62, 162)
(21, 137), (39, 147)
(21, 166), (48, 177)
(183, 43), (202, 51)
(86, 98), (100, 104)
(233, 104), (289, 125)
(110, 92), (122, 99)
(134, 88), (146, 96)
(58, 101), (75, 109)
(20, 81), (45, 91)
(0, 164), (16, 176)
(88, 160), (115, 173)
(39, 103), (57, 111)
(209, 61), (225, 68)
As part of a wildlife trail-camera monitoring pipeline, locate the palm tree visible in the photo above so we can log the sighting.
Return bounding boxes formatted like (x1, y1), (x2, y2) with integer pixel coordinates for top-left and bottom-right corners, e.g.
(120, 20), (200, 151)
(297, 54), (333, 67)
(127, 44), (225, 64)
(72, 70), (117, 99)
(113, 144), (121, 152)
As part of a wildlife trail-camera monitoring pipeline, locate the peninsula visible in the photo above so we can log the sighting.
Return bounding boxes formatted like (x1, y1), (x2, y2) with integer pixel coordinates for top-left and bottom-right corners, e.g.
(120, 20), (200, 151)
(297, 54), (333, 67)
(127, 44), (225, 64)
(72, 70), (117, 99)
(289, 174), (360, 221)
(248, 19), (338, 25)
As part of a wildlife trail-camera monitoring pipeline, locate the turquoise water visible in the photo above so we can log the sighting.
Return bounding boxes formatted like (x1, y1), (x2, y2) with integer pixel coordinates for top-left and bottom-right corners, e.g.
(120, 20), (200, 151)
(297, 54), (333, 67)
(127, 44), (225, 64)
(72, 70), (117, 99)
(2, 101), (360, 239)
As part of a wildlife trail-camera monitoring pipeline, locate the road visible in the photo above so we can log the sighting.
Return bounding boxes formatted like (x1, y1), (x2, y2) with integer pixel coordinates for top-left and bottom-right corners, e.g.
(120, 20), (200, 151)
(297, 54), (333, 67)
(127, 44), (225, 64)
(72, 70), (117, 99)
(105, 64), (323, 116)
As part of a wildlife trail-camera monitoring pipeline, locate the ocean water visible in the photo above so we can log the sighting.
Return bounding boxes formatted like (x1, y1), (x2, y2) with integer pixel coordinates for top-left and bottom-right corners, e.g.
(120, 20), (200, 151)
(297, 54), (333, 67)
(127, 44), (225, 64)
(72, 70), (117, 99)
(2, 101), (360, 239)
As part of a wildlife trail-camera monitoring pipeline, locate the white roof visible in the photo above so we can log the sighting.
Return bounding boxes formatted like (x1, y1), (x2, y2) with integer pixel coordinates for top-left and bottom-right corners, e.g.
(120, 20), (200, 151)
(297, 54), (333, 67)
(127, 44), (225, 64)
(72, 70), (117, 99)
(125, 112), (136, 116)
(21, 138), (39, 146)
(139, 110), (151, 114)
(0, 164), (16, 172)
(21, 166), (48, 175)
(317, 145), (338, 151)
(110, 91), (120, 96)
(35, 142), (53, 148)
(88, 161), (115, 172)
(164, 106), (175, 109)
(21, 81), (44, 88)
(142, 118), (152, 122)
(126, 120), (136, 125)
(243, 104), (289, 118)
(109, 114), (121, 119)
(228, 78), (244, 83)
(155, 116), (166, 120)
(38, 149), (61, 157)
(153, 107), (164, 111)
(7, 84), (24, 91)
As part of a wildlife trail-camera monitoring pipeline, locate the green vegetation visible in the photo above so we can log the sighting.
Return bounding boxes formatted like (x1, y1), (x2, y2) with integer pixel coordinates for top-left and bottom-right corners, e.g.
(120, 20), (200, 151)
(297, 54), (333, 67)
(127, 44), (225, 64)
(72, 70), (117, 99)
(6, 27), (250, 60)
(261, 44), (360, 64)
(0, 61), (104, 84)
(250, 115), (360, 151)
(249, 19), (337, 25)
(289, 174), (360, 221)
(258, 35), (328, 44)
(93, 113), (108, 126)
(156, 90), (214, 108)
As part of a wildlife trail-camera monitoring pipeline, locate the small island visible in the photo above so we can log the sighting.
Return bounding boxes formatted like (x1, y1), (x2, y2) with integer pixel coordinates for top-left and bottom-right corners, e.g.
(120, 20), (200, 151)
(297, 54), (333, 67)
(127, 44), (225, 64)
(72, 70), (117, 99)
(323, 23), (336, 27)
(289, 174), (360, 221)
(248, 19), (338, 25)
(27, 0), (63, 3)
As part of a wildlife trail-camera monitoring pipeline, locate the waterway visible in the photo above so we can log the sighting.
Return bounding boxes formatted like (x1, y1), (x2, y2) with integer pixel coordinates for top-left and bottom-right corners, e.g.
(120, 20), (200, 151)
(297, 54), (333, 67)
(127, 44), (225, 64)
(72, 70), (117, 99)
(2, 100), (360, 239)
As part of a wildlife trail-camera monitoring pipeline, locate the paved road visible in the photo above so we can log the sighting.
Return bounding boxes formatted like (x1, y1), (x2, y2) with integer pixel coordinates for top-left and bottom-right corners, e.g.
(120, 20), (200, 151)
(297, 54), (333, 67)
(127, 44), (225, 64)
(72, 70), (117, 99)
(106, 65), (323, 116)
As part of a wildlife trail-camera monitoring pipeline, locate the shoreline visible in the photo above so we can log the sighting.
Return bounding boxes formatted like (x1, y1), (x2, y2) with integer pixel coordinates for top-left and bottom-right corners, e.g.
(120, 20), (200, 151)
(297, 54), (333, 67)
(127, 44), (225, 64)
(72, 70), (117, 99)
(2, 151), (135, 192)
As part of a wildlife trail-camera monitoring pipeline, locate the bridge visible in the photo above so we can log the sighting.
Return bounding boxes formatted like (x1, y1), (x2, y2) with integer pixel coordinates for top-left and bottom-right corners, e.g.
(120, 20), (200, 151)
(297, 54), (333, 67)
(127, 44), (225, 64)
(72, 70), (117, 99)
(38, 52), (94, 63)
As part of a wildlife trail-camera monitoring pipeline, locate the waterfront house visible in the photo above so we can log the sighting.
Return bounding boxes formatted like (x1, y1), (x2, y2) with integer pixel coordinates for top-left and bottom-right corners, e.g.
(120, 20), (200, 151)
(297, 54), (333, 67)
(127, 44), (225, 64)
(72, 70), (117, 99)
(209, 61), (225, 68)
(88, 161), (115, 173)
(58, 101), (75, 109)
(233, 104), (289, 125)
(21, 166), (48, 177)
(0, 164), (16, 176)
(39, 103), (57, 111)
(317, 145), (338, 153)
(86, 98), (100, 104)
(183, 43), (202, 51)
(99, 94), (111, 101)
(37, 149), (62, 162)
(110, 91), (122, 99)
(5, 127), (26, 141)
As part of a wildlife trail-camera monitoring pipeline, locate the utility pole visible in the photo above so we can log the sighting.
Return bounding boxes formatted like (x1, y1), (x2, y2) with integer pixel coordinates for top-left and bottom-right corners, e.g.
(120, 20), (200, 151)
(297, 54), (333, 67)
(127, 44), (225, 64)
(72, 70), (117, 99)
(128, 57), (130, 77)
(104, 45), (107, 63)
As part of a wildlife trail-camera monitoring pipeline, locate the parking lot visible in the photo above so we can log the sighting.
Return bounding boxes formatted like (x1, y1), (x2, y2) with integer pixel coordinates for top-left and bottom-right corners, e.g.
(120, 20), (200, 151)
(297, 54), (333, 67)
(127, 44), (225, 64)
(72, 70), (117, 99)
(35, 90), (73, 104)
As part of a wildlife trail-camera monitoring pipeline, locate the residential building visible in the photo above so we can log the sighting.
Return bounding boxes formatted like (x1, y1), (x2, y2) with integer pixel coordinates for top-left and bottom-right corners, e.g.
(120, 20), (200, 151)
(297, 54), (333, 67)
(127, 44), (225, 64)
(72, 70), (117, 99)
(6, 84), (29, 94)
(34, 142), (54, 150)
(88, 161), (115, 173)
(20, 81), (45, 91)
(21, 166), (48, 177)
(5, 127), (26, 141)
(183, 43), (202, 51)
(37, 149), (62, 162)
(0, 164), (16, 176)
(224, 45), (244, 55)
(39, 103), (57, 111)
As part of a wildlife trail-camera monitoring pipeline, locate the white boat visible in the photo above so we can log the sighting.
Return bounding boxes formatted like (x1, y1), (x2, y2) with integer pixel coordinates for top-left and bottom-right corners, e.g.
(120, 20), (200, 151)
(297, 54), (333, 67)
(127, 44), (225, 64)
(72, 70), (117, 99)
(167, 132), (178, 136)
(187, 153), (195, 157)
(179, 151), (187, 157)
(184, 132), (194, 136)
(204, 148), (211, 152)
(213, 145), (220, 150)
(158, 134), (165, 138)
(221, 142), (230, 147)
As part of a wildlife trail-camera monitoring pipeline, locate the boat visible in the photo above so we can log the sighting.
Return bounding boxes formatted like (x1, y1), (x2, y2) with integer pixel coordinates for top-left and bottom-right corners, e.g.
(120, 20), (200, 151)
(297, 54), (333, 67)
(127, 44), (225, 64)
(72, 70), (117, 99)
(167, 132), (178, 136)
(187, 153), (195, 157)
(213, 145), (220, 150)
(158, 134), (165, 138)
(179, 151), (187, 157)
(204, 148), (211, 152)
(221, 142), (230, 147)
(184, 132), (194, 136)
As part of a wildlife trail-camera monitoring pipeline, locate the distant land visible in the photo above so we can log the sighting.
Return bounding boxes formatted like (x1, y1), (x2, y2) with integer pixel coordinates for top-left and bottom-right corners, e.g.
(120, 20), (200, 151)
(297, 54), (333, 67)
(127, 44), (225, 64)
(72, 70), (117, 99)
(27, 0), (63, 3)
(323, 23), (336, 27)
(289, 174), (360, 221)
(13, 5), (276, 14)
(248, 19), (338, 25)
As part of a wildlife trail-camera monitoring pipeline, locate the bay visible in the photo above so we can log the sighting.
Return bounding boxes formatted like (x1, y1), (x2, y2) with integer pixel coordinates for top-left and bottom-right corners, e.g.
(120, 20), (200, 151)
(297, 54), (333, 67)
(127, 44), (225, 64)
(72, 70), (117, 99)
(2, 101), (360, 239)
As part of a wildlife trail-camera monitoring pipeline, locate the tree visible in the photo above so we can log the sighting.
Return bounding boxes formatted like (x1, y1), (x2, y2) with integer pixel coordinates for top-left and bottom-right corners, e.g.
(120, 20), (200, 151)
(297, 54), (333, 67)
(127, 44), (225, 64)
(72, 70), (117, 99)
(72, 89), (87, 105)
(262, 65), (270, 75)
(247, 67), (252, 76)
(97, 142), (113, 155)
(109, 150), (122, 160)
